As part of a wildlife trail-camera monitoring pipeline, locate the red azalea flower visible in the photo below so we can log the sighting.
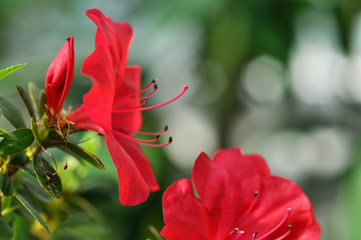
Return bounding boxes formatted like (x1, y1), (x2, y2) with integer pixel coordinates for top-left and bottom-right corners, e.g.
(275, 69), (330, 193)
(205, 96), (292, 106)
(45, 36), (74, 118)
(161, 148), (321, 240)
(68, 9), (187, 205)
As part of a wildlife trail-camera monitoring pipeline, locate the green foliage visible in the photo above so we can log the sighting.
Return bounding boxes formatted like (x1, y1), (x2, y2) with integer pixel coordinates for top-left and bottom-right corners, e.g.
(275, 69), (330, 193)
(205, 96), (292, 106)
(14, 193), (50, 233)
(0, 218), (14, 240)
(0, 174), (14, 196)
(0, 64), (26, 81)
(16, 84), (36, 120)
(33, 156), (62, 199)
(0, 96), (25, 129)
(0, 129), (34, 155)
(0, 129), (16, 140)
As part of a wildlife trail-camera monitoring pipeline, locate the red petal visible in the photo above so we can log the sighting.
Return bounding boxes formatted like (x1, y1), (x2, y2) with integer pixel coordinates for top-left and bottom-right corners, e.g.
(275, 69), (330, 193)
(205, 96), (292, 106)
(45, 36), (74, 115)
(161, 179), (212, 240)
(105, 131), (150, 206)
(82, 44), (115, 131)
(86, 9), (133, 79)
(67, 105), (105, 135)
(239, 176), (321, 239)
(112, 66), (143, 134)
(192, 148), (269, 238)
(113, 135), (159, 191)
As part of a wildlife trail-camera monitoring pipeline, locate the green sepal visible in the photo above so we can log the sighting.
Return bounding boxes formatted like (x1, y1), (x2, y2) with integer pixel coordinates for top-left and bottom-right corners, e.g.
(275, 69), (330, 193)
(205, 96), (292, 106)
(0, 174), (14, 196)
(30, 117), (43, 147)
(0, 63), (26, 81)
(0, 96), (25, 129)
(14, 193), (50, 233)
(33, 156), (62, 199)
(0, 218), (14, 240)
(17, 84), (36, 120)
(0, 129), (34, 155)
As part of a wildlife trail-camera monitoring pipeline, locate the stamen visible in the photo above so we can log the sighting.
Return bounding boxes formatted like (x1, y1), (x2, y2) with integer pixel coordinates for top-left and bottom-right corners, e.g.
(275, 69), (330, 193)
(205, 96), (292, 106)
(136, 136), (172, 147)
(57, 117), (68, 170)
(241, 191), (258, 218)
(40, 146), (58, 171)
(252, 231), (258, 239)
(113, 85), (188, 113)
(119, 84), (158, 104)
(137, 125), (169, 135)
(225, 228), (245, 240)
(120, 79), (157, 100)
(113, 98), (148, 112)
(274, 225), (292, 240)
(113, 130), (160, 143)
(256, 208), (292, 240)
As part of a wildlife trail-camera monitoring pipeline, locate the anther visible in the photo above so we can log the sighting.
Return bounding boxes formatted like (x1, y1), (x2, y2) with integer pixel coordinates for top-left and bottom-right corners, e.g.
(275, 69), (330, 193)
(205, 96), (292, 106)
(253, 231), (258, 239)
(232, 228), (239, 234)
(254, 191), (258, 198)
(256, 208), (292, 240)
(64, 165), (68, 170)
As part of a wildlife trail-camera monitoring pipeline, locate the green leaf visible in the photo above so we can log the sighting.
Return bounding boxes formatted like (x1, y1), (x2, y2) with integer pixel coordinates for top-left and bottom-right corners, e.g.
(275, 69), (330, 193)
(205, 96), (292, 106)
(0, 129), (34, 155)
(0, 129), (16, 140)
(33, 156), (62, 198)
(17, 84), (36, 120)
(20, 178), (51, 203)
(14, 193), (50, 233)
(0, 218), (14, 240)
(0, 174), (14, 196)
(58, 142), (105, 171)
(0, 96), (25, 129)
(0, 63), (26, 81)
(39, 90), (46, 118)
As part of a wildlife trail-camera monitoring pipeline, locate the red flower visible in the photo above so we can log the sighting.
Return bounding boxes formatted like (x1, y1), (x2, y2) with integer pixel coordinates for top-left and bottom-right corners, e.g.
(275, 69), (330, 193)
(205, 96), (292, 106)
(45, 36), (74, 117)
(161, 148), (321, 240)
(68, 9), (187, 205)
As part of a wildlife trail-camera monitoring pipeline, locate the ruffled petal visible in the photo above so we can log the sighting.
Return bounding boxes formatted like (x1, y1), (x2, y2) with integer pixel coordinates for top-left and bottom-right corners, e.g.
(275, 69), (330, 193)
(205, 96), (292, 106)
(104, 131), (150, 206)
(45, 36), (74, 115)
(161, 179), (212, 240)
(113, 135), (159, 191)
(192, 149), (267, 238)
(82, 43), (115, 131)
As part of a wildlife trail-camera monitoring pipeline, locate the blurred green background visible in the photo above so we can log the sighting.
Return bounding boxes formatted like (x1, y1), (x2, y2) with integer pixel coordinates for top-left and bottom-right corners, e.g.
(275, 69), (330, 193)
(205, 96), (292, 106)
(1, 0), (361, 239)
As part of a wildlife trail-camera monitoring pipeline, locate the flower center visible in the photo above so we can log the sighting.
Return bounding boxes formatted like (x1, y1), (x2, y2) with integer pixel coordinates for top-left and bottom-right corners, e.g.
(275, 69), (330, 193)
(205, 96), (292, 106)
(225, 191), (292, 240)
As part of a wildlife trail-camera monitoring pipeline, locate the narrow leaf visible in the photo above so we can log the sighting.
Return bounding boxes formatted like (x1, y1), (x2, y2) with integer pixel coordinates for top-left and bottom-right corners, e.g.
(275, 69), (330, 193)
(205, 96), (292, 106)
(0, 63), (26, 81)
(0, 218), (14, 240)
(28, 82), (40, 116)
(0, 174), (14, 196)
(33, 156), (62, 198)
(57, 142), (105, 171)
(0, 129), (34, 155)
(0, 96), (25, 128)
(14, 193), (50, 233)
(39, 90), (46, 118)
(17, 84), (36, 120)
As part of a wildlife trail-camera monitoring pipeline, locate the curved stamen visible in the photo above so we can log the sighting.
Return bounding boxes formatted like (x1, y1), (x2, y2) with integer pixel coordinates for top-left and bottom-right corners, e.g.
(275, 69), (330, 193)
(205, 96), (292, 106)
(274, 225), (292, 240)
(57, 117), (68, 170)
(256, 208), (292, 240)
(242, 191), (258, 219)
(138, 125), (169, 136)
(137, 136), (172, 147)
(225, 228), (245, 240)
(120, 79), (157, 100)
(119, 84), (158, 105)
(113, 85), (188, 113)
(113, 130), (160, 143)
(113, 98), (148, 112)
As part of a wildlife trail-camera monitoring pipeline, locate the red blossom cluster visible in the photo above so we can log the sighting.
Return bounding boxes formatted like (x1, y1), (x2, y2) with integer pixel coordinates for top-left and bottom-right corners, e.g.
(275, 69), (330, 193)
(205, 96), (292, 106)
(44, 9), (321, 239)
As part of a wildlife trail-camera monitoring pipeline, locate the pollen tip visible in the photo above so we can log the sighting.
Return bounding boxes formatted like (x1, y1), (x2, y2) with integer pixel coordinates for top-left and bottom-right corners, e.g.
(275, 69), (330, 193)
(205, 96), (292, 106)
(287, 208), (292, 212)
(183, 85), (189, 90)
(254, 190), (258, 198)
(155, 134), (160, 139)
(154, 84), (158, 90)
(168, 136), (173, 143)
(164, 125), (169, 131)
(288, 225), (292, 230)
(64, 165), (68, 170)
(152, 78), (157, 83)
